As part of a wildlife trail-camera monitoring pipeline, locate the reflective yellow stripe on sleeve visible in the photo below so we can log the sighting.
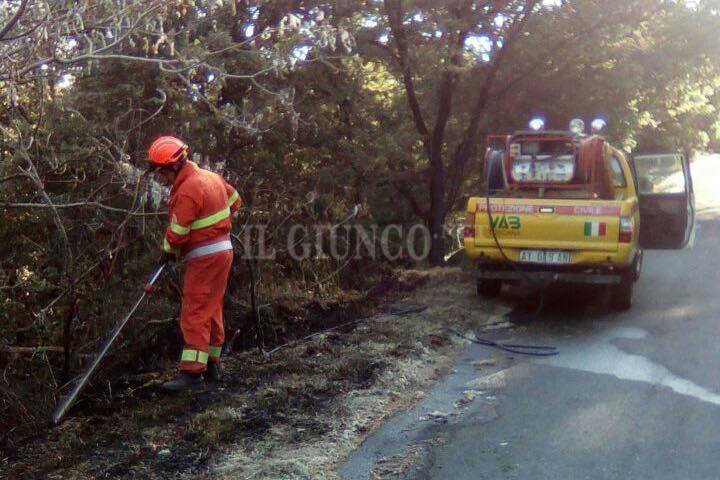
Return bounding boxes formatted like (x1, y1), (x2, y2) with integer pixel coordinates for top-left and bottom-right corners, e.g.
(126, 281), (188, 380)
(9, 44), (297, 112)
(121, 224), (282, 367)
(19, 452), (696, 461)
(190, 206), (230, 230)
(208, 346), (222, 358)
(163, 237), (177, 254)
(227, 190), (239, 207)
(185, 190), (237, 231)
(170, 220), (190, 235)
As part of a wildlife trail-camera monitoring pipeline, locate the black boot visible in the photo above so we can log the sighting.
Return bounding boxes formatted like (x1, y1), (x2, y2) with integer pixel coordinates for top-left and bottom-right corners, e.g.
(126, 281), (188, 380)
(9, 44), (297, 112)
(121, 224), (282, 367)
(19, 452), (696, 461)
(162, 372), (205, 392)
(205, 363), (221, 383)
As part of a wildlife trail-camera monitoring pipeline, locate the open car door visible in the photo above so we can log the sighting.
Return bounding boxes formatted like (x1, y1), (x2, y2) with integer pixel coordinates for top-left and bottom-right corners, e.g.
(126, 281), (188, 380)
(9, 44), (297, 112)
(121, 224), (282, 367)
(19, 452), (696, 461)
(632, 153), (695, 249)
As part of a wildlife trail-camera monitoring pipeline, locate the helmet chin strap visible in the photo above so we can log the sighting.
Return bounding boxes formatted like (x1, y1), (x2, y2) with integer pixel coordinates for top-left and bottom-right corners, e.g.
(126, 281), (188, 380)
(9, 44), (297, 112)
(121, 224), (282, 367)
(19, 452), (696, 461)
(143, 155), (186, 181)
(173, 156), (187, 173)
(160, 158), (186, 185)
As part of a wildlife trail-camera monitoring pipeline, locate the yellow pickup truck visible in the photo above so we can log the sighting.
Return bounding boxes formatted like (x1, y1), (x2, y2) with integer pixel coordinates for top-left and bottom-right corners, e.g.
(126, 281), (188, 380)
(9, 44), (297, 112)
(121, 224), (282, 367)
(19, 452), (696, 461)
(464, 127), (694, 310)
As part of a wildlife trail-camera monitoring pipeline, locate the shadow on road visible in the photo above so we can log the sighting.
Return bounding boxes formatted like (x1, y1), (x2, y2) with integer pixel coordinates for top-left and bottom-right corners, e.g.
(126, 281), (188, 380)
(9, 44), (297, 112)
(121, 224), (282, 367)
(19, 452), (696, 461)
(502, 282), (610, 328)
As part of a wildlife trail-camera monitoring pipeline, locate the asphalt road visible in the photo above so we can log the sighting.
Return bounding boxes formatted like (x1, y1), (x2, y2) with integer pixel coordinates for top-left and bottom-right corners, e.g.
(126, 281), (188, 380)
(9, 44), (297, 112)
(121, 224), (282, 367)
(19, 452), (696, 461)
(339, 156), (720, 480)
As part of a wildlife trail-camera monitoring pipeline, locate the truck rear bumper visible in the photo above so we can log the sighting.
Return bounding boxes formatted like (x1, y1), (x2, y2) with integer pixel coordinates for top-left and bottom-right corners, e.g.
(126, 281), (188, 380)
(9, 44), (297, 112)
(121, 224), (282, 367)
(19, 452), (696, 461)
(477, 268), (621, 285)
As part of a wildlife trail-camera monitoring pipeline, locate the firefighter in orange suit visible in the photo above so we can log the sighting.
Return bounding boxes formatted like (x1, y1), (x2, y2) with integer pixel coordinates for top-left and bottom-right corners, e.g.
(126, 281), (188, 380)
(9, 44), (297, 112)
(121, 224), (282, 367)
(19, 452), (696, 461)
(144, 136), (241, 392)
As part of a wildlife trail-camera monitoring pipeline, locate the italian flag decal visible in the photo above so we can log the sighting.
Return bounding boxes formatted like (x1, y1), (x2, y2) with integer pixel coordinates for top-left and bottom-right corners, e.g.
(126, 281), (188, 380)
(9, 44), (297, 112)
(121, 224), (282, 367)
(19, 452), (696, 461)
(584, 221), (607, 237)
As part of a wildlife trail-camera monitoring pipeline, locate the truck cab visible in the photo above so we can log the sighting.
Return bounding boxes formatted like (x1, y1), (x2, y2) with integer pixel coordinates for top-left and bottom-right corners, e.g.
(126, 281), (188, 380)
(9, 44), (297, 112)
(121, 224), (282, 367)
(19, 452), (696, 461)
(464, 126), (694, 310)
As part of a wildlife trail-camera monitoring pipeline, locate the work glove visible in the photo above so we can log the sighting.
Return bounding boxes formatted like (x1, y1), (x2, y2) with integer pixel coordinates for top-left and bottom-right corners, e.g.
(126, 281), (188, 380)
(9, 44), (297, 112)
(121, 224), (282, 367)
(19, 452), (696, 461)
(144, 276), (162, 295)
(159, 251), (177, 265)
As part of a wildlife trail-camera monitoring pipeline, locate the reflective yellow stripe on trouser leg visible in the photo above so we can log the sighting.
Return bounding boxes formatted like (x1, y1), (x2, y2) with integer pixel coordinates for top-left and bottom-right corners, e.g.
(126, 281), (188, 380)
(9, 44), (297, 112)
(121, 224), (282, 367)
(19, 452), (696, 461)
(180, 349), (209, 364)
(208, 346), (222, 362)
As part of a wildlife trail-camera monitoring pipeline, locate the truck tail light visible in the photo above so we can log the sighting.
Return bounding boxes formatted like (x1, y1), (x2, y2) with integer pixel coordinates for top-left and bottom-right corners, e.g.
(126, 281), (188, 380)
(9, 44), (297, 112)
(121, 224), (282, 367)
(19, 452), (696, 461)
(463, 212), (475, 239)
(619, 216), (633, 243)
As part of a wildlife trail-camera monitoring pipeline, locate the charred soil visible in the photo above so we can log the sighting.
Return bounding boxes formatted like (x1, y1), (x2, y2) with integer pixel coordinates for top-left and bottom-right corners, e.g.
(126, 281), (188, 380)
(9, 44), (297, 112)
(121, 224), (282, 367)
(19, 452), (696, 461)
(2, 268), (505, 479)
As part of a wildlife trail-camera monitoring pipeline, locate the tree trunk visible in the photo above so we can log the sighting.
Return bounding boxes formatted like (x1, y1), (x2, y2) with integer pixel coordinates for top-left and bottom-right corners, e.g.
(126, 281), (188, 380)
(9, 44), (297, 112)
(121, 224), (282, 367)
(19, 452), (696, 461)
(427, 212), (445, 266)
(427, 148), (446, 266)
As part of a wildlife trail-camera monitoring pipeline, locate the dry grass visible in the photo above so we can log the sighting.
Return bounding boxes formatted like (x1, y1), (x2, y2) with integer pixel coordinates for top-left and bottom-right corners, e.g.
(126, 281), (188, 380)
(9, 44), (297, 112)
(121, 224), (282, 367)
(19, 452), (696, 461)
(2, 267), (504, 480)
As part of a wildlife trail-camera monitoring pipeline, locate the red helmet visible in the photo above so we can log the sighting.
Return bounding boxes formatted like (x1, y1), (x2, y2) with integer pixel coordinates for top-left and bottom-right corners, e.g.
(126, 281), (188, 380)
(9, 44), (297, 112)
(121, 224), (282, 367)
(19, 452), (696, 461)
(146, 136), (188, 168)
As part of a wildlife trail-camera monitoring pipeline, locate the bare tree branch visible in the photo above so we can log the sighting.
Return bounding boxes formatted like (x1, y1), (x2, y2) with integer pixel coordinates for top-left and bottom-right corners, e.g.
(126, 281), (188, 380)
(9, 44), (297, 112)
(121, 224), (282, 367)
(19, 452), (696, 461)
(1, 201), (166, 216)
(0, 0), (29, 41)
(384, 0), (429, 138)
(0, 172), (30, 184)
(430, 7), (471, 154)
(2, 346), (91, 358)
(122, 89), (167, 134)
(392, 180), (427, 219)
(444, 0), (540, 216)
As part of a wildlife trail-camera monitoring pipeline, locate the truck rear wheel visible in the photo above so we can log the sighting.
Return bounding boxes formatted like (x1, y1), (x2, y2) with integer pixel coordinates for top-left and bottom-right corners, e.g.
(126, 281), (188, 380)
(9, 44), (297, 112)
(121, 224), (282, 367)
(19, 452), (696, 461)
(477, 279), (502, 298)
(611, 273), (633, 311)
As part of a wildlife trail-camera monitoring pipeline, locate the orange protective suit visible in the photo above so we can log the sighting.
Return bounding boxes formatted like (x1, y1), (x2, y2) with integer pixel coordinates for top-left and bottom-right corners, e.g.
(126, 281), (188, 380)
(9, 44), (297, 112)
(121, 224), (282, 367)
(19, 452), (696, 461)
(163, 160), (241, 373)
(180, 250), (233, 372)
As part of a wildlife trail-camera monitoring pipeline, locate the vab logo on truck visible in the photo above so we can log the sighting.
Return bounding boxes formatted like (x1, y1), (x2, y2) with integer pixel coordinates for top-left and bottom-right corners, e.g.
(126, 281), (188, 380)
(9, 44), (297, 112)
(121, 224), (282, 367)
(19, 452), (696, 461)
(490, 215), (521, 234)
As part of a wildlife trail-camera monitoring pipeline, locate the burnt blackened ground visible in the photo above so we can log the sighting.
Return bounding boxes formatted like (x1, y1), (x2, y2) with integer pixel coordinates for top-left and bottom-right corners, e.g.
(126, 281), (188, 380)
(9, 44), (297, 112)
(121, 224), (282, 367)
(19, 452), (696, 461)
(2, 268), (504, 479)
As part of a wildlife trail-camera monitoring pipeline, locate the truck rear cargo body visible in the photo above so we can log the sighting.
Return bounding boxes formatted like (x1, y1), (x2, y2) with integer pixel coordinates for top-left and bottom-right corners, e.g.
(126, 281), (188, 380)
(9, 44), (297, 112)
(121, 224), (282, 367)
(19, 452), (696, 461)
(465, 127), (694, 310)
(466, 197), (635, 269)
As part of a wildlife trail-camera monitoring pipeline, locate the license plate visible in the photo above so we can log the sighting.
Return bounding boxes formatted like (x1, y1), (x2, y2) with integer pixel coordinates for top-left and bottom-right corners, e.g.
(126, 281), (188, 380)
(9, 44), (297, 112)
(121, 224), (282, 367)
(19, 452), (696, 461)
(519, 250), (571, 265)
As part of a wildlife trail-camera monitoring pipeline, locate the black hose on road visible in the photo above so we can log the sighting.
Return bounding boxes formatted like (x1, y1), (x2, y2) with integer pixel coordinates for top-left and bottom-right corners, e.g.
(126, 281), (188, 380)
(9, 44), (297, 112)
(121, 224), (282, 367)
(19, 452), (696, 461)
(412, 309), (558, 357)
